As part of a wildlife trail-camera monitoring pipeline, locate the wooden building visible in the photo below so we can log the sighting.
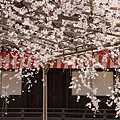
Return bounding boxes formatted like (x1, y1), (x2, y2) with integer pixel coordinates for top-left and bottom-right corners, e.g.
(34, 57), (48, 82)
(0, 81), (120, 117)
(0, 67), (117, 120)
(0, 0), (120, 119)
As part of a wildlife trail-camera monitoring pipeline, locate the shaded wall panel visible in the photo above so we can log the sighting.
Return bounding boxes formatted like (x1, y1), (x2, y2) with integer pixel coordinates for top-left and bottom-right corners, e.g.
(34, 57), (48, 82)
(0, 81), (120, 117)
(0, 71), (22, 96)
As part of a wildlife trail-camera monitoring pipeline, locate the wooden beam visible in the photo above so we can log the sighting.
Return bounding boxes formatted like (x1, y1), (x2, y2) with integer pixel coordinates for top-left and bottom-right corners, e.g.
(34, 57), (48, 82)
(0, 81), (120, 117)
(1, 8), (120, 40)
(55, 41), (120, 57)
(0, 23), (76, 50)
(110, 7), (120, 11)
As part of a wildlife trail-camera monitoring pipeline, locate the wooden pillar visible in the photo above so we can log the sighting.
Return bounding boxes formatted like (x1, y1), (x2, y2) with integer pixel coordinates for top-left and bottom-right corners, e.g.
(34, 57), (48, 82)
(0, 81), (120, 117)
(43, 68), (47, 120)
(43, 64), (50, 120)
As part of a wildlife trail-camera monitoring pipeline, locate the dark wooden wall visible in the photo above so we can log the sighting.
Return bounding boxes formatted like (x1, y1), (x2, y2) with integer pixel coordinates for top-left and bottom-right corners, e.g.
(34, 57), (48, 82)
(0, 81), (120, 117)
(0, 68), (115, 109)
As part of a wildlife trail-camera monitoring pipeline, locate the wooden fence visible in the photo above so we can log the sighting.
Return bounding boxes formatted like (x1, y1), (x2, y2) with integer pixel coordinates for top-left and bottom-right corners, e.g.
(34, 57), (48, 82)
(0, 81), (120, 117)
(0, 108), (118, 120)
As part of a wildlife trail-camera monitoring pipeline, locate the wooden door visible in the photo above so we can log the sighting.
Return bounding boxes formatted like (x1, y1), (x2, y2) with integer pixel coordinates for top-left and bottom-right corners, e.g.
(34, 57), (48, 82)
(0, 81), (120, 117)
(48, 69), (64, 108)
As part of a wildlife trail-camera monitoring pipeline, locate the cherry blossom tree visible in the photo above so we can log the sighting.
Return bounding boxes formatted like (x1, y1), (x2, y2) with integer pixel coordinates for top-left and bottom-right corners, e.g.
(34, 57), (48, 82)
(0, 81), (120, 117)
(0, 0), (120, 118)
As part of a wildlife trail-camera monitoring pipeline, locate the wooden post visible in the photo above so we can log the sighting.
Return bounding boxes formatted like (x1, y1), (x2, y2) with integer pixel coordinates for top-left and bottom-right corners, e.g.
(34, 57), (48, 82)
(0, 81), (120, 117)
(43, 68), (48, 120)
